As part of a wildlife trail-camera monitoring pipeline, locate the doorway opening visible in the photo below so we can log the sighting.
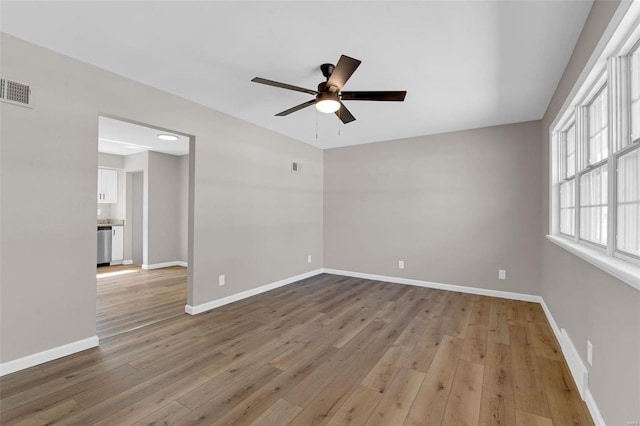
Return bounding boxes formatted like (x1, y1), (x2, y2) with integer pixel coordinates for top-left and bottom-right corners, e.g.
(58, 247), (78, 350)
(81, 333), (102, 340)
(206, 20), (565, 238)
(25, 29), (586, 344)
(96, 116), (194, 339)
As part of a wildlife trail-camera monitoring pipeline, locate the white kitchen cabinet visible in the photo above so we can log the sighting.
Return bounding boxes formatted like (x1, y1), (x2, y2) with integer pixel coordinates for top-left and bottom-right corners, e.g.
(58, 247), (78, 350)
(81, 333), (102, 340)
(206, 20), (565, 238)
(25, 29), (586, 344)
(111, 225), (124, 265)
(97, 168), (118, 204)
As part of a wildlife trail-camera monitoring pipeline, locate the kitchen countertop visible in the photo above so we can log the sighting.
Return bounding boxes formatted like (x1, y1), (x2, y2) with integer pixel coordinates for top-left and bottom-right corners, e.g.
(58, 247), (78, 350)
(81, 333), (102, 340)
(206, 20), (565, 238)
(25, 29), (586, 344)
(97, 219), (124, 226)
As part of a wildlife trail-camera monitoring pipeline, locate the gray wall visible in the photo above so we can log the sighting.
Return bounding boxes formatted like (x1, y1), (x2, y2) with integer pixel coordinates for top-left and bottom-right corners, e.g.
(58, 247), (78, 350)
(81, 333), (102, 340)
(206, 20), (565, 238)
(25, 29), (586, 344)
(0, 33), (323, 364)
(178, 154), (189, 263)
(540, 1), (640, 425)
(147, 151), (182, 265)
(324, 121), (542, 295)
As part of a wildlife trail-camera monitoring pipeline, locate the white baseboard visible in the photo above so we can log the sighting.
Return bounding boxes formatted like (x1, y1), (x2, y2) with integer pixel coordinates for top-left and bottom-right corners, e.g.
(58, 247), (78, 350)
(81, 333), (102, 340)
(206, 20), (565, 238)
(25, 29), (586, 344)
(560, 328), (589, 399)
(185, 269), (323, 315)
(122, 260), (133, 265)
(0, 336), (99, 377)
(142, 261), (188, 270)
(321, 268), (541, 302)
(585, 387), (607, 426)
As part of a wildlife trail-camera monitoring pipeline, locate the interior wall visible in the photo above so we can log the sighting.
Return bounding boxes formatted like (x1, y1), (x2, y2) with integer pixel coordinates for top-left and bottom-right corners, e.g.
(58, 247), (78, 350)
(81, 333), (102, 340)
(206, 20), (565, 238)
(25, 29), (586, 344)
(0, 33), (323, 364)
(131, 172), (144, 266)
(539, 1), (640, 425)
(147, 151), (182, 265)
(178, 154), (189, 263)
(324, 120), (542, 295)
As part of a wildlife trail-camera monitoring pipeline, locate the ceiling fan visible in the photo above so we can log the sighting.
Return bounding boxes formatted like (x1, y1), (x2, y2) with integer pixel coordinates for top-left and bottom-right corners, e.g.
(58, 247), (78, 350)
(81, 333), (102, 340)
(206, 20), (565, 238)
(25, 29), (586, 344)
(251, 55), (406, 124)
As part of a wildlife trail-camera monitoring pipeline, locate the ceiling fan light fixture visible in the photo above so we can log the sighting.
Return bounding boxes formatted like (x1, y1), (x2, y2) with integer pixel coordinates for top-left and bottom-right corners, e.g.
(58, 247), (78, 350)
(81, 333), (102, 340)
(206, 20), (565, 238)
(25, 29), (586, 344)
(315, 92), (340, 114)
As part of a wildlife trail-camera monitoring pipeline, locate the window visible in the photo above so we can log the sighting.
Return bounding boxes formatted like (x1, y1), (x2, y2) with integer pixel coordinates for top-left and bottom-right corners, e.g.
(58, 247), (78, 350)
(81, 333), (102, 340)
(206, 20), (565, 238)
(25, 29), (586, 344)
(560, 180), (575, 236)
(631, 44), (640, 143)
(551, 12), (640, 288)
(562, 123), (576, 178)
(588, 87), (608, 164)
(559, 123), (576, 236)
(580, 164), (608, 246)
(618, 147), (640, 257)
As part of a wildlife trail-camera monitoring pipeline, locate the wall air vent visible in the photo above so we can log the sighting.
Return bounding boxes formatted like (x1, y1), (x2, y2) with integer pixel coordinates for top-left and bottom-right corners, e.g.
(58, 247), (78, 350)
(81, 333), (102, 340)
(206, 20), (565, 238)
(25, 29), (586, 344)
(0, 78), (33, 108)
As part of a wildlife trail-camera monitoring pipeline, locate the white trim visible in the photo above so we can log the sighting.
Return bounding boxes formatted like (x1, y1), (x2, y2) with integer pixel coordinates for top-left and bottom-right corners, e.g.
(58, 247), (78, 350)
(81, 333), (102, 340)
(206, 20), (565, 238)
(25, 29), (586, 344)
(585, 387), (607, 426)
(560, 328), (589, 399)
(321, 268), (541, 302)
(142, 261), (188, 270)
(122, 259), (133, 265)
(185, 269), (323, 315)
(0, 336), (99, 377)
(539, 298), (562, 343)
(547, 235), (640, 290)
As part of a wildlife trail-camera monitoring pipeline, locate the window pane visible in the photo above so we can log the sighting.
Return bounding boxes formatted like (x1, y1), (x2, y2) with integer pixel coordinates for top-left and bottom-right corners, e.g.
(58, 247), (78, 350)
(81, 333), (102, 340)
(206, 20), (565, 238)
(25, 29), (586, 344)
(588, 88), (608, 164)
(560, 179), (575, 236)
(580, 165), (608, 245)
(561, 123), (576, 179)
(566, 125), (575, 177)
(631, 47), (640, 143)
(617, 147), (640, 257)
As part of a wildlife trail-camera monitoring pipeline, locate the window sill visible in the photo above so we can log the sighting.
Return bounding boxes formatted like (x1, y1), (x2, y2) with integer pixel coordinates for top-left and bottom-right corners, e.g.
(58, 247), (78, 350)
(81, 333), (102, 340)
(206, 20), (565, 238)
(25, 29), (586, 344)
(546, 235), (640, 291)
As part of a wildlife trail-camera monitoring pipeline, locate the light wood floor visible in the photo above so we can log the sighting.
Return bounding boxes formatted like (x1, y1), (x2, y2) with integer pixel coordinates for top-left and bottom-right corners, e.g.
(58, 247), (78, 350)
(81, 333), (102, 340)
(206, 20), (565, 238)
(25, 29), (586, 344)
(0, 272), (593, 425)
(96, 265), (187, 338)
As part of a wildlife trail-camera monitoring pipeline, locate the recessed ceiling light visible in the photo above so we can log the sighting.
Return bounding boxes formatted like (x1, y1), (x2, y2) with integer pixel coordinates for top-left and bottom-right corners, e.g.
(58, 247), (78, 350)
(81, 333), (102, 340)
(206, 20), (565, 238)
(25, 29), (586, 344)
(158, 133), (178, 141)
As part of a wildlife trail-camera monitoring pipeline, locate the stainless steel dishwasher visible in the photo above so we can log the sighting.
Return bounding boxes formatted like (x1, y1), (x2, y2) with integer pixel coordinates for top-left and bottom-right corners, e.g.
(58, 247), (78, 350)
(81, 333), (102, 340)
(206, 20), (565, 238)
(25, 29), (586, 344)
(97, 226), (112, 266)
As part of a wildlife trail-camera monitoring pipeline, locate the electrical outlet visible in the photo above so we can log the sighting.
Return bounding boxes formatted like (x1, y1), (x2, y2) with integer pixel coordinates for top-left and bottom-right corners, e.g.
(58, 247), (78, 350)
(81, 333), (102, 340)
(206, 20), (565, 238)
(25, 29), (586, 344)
(307, 255), (312, 264)
(218, 275), (225, 286)
(498, 269), (507, 280)
(398, 260), (404, 269)
(97, 208), (101, 215)
(587, 340), (593, 366)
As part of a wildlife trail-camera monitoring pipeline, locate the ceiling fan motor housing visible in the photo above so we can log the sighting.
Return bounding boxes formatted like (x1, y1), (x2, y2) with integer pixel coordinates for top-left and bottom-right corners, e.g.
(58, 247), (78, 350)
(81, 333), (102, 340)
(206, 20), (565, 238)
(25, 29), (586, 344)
(320, 63), (335, 79)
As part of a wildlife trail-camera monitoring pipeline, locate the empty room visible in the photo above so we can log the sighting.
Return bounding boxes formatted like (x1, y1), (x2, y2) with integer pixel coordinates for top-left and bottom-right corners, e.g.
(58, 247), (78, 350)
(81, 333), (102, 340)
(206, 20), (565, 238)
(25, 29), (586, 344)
(0, 1), (639, 426)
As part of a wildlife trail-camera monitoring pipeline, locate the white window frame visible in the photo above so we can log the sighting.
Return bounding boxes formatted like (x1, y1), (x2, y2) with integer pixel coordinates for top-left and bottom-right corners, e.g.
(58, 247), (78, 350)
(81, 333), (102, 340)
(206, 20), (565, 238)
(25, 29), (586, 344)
(548, 2), (640, 291)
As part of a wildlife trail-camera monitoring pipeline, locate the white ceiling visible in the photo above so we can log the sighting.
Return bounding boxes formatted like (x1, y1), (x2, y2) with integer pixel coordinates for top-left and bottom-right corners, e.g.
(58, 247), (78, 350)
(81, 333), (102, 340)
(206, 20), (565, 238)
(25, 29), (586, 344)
(1, 1), (593, 149)
(98, 116), (190, 156)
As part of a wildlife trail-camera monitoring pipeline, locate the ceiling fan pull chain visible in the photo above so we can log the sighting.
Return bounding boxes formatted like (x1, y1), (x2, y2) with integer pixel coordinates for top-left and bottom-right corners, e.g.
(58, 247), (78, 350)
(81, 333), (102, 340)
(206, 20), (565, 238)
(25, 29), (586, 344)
(316, 110), (319, 140)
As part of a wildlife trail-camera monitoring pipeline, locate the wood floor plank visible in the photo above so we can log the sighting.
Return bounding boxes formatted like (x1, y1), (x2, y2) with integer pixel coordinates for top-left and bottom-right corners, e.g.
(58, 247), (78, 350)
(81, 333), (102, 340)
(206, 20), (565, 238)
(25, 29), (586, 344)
(509, 325), (551, 418)
(246, 398), (302, 426)
(361, 345), (410, 393)
(478, 341), (517, 426)
(326, 386), (382, 426)
(489, 299), (510, 345)
(460, 336), (487, 365)
(210, 343), (336, 426)
(403, 335), (464, 426)
(403, 316), (448, 373)
(515, 409), (554, 426)
(441, 359), (484, 426)
(366, 367), (425, 426)
(0, 270), (594, 426)
(537, 356), (594, 426)
(528, 321), (562, 361)
(132, 401), (191, 426)
(13, 399), (81, 426)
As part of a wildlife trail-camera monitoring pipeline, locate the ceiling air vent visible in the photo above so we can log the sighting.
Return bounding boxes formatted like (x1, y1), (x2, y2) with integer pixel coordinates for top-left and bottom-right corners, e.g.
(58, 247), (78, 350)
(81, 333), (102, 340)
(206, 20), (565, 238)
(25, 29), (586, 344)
(0, 78), (33, 108)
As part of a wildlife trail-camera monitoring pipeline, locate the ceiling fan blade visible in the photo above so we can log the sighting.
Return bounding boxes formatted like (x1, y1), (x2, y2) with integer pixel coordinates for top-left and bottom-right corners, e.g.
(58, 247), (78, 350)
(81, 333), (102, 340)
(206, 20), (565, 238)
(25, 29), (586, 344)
(327, 55), (361, 91)
(251, 77), (318, 96)
(340, 91), (407, 101)
(275, 99), (316, 116)
(335, 101), (356, 124)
